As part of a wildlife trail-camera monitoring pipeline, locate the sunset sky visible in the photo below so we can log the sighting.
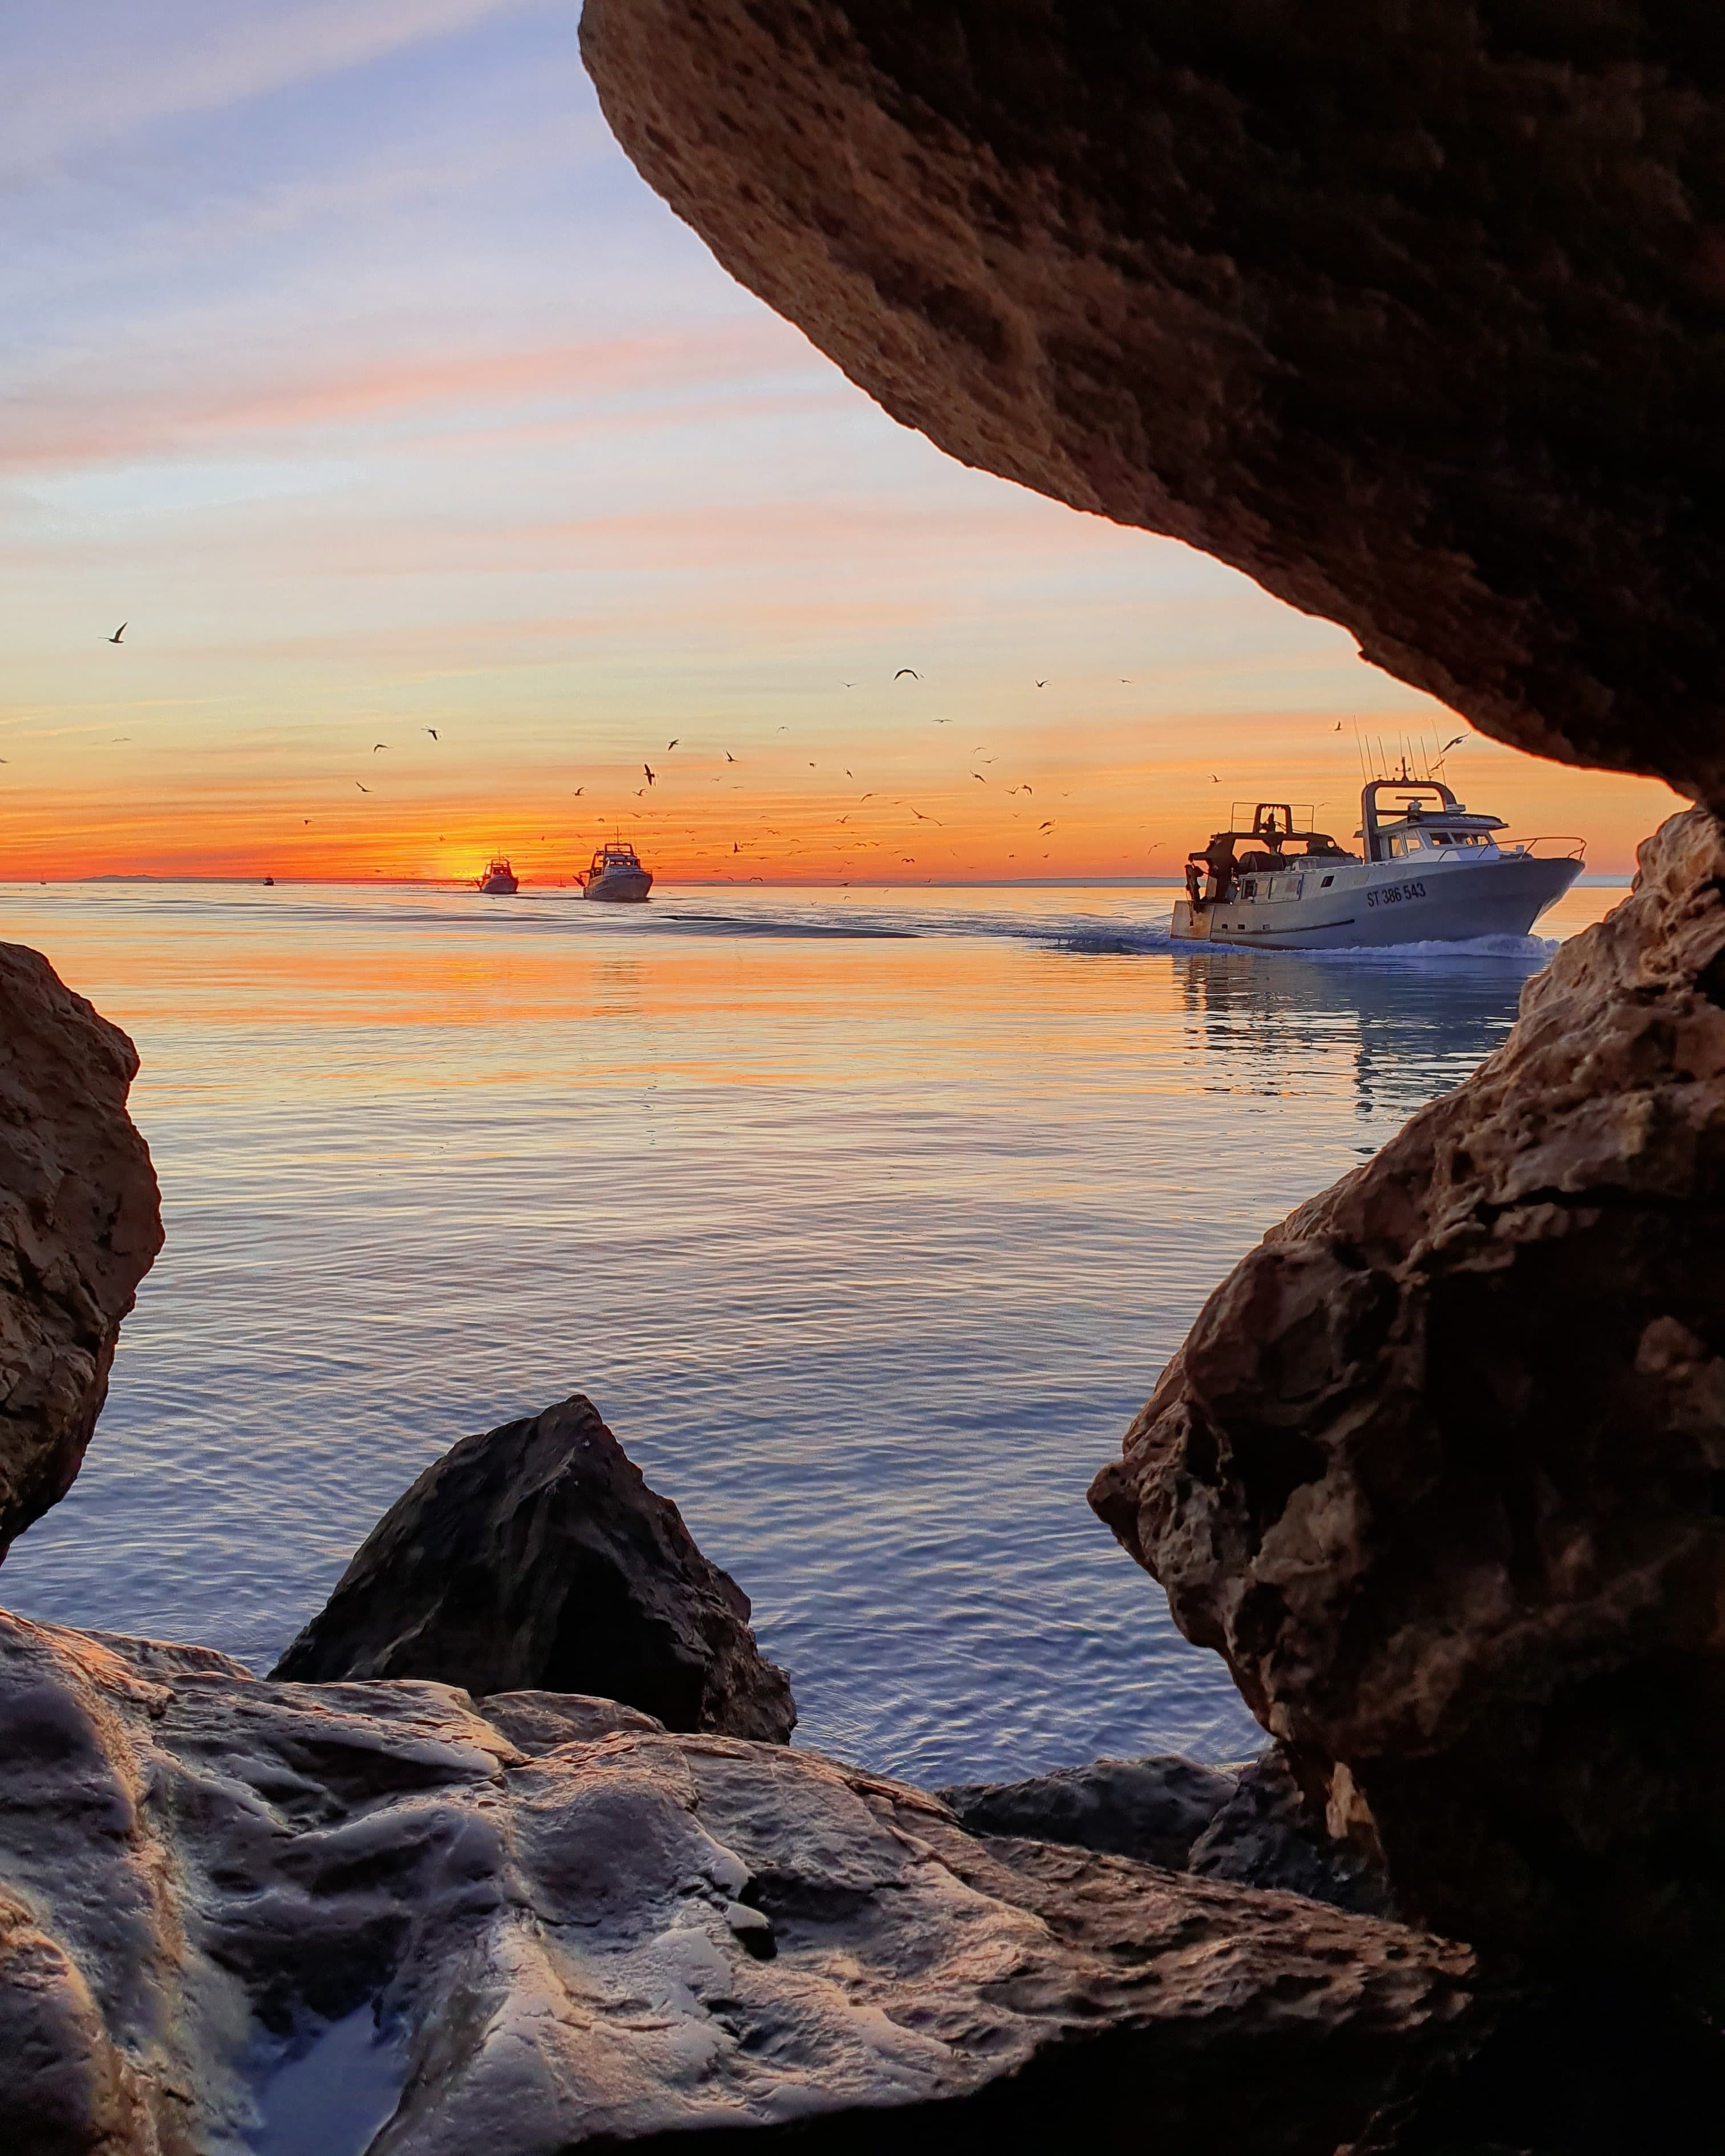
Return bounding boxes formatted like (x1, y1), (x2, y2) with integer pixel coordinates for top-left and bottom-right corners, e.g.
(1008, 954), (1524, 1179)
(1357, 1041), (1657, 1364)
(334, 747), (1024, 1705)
(3, 0), (1686, 884)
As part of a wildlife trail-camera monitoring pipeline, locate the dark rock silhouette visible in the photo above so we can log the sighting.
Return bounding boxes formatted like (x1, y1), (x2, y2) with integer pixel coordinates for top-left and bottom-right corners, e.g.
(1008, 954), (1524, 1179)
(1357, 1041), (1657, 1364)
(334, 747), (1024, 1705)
(937, 1754), (1233, 1870)
(1092, 808), (1725, 1995)
(582, 1), (1725, 801)
(1188, 1749), (1392, 1918)
(0, 943), (161, 1563)
(0, 1609), (1487, 2155)
(272, 1394), (796, 1743)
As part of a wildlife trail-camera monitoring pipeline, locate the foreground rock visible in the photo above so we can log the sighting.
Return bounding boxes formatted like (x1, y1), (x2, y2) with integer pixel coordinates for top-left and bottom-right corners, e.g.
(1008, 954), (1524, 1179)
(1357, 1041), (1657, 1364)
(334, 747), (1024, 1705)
(273, 1395), (795, 1742)
(1092, 809), (1725, 1994)
(937, 1754), (1233, 1870)
(0, 1610), (1484, 2154)
(0, 944), (161, 1563)
(584, 1), (1725, 803)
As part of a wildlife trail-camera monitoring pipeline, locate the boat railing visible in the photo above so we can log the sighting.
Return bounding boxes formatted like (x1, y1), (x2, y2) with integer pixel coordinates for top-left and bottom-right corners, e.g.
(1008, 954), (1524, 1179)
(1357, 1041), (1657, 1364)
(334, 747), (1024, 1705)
(1509, 835), (1587, 861)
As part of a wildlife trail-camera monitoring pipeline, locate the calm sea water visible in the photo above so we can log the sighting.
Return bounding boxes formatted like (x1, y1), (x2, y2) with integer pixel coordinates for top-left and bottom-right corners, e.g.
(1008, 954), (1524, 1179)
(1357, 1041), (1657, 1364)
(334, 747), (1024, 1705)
(0, 879), (1623, 1786)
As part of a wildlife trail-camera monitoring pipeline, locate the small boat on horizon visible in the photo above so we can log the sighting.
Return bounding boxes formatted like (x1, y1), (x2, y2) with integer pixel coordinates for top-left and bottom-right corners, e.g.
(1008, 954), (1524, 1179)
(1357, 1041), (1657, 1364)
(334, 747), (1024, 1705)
(476, 854), (519, 895)
(1173, 775), (1583, 950)
(577, 838), (653, 903)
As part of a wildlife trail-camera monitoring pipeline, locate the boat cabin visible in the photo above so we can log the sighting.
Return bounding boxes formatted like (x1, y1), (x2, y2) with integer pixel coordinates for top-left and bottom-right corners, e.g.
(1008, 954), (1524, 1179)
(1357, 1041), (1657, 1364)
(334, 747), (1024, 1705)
(1356, 780), (1505, 864)
(586, 840), (643, 878)
(1185, 803), (1353, 907)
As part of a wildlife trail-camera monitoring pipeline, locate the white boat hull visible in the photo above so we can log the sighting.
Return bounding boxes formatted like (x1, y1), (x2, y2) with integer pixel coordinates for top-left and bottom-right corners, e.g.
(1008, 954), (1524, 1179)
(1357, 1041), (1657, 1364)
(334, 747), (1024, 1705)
(582, 868), (653, 903)
(1172, 852), (1581, 950)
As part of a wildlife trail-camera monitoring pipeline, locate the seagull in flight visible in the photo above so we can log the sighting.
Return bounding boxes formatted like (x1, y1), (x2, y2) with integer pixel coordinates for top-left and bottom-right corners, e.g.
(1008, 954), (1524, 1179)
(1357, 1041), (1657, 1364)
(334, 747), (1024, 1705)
(1439, 733), (1467, 753)
(372, 743), (390, 752)
(1034, 679), (1047, 688)
(970, 772), (986, 783)
(667, 738), (679, 750)
(1039, 820), (1055, 832)
(643, 763), (655, 785)
(894, 667), (920, 681)
(425, 727), (439, 741)
(726, 751), (735, 763)
(106, 622), (127, 644)
(355, 782), (370, 793)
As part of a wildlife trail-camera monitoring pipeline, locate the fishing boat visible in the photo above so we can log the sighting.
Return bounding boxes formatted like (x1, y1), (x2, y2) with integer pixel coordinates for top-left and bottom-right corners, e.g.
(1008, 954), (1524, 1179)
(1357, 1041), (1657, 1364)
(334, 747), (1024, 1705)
(476, 854), (519, 895)
(578, 838), (653, 903)
(1172, 776), (1582, 950)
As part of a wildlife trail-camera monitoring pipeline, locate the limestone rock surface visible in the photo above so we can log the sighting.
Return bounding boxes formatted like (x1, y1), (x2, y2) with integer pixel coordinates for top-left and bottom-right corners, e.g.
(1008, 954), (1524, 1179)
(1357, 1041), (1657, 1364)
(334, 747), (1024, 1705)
(0, 943), (161, 1563)
(1091, 808), (1725, 1990)
(0, 1608), (1485, 2154)
(271, 1395), (796, 1742)
(937, 1753), (1233, 1869)
(582, 1), (1725, 802)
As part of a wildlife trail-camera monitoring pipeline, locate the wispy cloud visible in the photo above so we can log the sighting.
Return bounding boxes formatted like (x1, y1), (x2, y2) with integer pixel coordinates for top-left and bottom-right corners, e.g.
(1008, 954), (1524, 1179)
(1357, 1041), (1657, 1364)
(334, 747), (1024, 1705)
(4, 0), (546, 179)
(2, 324), (817, 475)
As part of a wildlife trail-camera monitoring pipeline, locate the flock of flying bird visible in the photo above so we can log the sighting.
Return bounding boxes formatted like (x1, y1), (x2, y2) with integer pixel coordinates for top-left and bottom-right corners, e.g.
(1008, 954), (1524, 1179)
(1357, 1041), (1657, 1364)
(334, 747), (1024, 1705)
(91, 630), (1433, 874)
(92, 636), (1072, 869)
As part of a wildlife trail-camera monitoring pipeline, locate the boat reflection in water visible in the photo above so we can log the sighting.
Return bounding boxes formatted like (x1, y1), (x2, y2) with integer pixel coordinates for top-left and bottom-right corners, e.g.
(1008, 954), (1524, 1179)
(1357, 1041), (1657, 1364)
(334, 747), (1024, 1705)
(578, 840), (653, 903)
(1174, 776), (1582, 950)
(1173, 935), (1556, 1130)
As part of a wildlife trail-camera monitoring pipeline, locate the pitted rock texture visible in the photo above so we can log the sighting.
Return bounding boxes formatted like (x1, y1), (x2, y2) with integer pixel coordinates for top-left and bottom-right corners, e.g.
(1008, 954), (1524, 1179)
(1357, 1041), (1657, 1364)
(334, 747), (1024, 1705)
(0, 1610), (1484, 2154)
(583, 1), (1725, 802)
(0, 943), (161, 1563)
(1091, 807), (1725, 1990)
(937, 1754), (1234, 1869)
(272, 1395), (796, 1742)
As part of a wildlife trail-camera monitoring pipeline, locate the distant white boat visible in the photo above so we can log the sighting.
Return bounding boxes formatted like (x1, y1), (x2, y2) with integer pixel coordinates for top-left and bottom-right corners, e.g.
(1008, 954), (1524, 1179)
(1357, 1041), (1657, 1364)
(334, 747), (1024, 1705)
(578, 839), (652, 903)
(1172, 777), (1582, 950)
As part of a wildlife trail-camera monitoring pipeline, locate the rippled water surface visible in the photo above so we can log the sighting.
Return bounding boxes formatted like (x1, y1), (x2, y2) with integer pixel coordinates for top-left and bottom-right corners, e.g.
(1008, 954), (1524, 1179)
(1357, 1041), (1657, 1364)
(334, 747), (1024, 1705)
(0, 879), (1624, 1784)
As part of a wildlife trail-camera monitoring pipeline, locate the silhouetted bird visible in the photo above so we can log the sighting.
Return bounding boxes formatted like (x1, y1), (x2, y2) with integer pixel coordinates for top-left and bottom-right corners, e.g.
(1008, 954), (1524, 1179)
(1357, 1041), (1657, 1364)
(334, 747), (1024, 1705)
(726, 751), (735, 763)
(106, 622), (126, 644)
(426, 727), (439, 740)
(356, 783), (370, 793)
(894, 668), (920, 680)
(643, 764), (655, 784)
(372, 743), (389, 752)
(1034, 679), (1046, 688)
(667, 738), (678, 749)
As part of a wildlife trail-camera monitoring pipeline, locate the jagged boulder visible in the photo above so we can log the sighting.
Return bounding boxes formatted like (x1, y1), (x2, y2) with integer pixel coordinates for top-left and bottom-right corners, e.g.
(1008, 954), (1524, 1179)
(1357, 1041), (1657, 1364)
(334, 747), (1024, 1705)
(1188, 1749), (1394, 1918)
(582, 0), (1725, 801)
(0, 1609), (1486, 2155)
(937, 1754), (1234, 1870)
(272, 1394), (796, 1742)
(1091, 808), (1725, 1992)
(0, 943), (161, 1563)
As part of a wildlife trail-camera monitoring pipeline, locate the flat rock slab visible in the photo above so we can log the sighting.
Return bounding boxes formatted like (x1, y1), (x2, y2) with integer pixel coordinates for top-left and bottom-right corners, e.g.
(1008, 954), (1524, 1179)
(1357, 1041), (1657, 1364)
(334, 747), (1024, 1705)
(0, 1609), (1483, 2154)
(0, 943), (161, 1562)
(271, 1393), (795, 1742)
